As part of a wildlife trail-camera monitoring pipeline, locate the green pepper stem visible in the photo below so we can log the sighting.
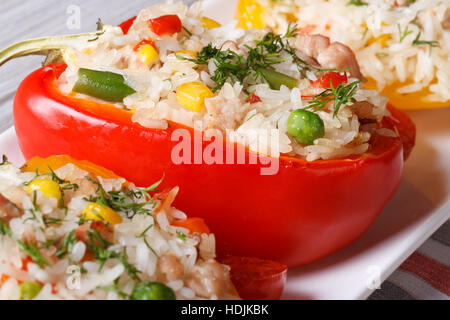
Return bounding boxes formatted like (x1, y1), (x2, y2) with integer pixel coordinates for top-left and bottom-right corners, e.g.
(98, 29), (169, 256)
(0, 29), (108, 67)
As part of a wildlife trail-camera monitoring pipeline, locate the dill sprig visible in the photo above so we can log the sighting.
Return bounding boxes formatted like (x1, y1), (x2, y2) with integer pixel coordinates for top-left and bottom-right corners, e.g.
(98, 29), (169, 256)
(348, 0), (368, 6)
(412, 31), (440, 48)
(177, 24), (329, 92)
(85, 176), (163, 219)
(398, 24), (413, 43)
(305, 81), (360, 117)
(84, 227), (141, 281)
(98, 279), (130, 300)
(54, 230), (77, 262)
(0, 220), (50, 268)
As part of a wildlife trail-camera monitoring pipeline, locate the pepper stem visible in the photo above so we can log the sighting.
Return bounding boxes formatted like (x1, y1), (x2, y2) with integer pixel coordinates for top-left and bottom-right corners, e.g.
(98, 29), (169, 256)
(0, 29), (108, 67)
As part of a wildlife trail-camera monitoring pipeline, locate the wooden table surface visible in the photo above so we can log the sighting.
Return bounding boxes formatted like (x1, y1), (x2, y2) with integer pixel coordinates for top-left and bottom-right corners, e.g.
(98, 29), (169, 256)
(0, 0), (193, 132)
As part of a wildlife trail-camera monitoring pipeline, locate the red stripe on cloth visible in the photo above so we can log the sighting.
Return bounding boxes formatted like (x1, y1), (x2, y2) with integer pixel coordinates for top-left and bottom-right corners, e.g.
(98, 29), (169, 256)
(399, 252), (450, 296)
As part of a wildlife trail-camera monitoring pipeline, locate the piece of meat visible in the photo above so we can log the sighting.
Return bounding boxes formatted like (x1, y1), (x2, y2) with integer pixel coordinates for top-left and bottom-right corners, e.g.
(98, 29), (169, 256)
(295, 34), (330, 59)
(317, 42), (365, 80)
(0, 194), (22, 221)
(185, 259), (233, 299)
(221, 41), (243, 55)
(352, 101), (377, 122)
(296, 34), (365, 80)
(158, 254), (184, 281)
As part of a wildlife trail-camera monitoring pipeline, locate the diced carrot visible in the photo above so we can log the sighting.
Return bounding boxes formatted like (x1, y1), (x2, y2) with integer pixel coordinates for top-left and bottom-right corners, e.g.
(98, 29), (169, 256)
(1, 274), (10, 283)
(172, 217), (210, 235)
(297, 25), (316, 35)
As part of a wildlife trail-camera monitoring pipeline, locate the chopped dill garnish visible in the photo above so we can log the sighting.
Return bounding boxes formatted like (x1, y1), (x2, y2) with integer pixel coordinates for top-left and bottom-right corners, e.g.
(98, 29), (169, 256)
(54, 230), (77, 262)
(84, 227), (141, 281)
(98, 279), (130, 300)
(85, 176), (163, 219)
(137, 224), (159, 257)
(412, 31), (440, 48)
(176, 231), (186, 242)
(177, 24), (333, 92)
(376, 52), (389, 58)
(305, 81), (360, 118)
(43, 216), (63, 226)
(0, 220), (50, 268)
(398, 24), (413, 43)
(348, 0), (368, 6)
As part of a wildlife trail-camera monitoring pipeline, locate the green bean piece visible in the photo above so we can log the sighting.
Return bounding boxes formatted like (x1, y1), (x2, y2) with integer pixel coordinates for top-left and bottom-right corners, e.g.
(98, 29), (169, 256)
(72, 68), (136, 102)
(257, 68), (299, 90)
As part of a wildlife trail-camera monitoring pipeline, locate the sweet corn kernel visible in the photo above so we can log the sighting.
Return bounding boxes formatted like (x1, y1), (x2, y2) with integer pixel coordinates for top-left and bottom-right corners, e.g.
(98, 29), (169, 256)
(83, 203), (123, 225)
(367, 34), (392, 48)
(201, 17), (221, 29)
(139, 44), (159, 66)
(27, 179), (62, 200)
(236, 0), (266, 29)
(176, 82), (215, 112)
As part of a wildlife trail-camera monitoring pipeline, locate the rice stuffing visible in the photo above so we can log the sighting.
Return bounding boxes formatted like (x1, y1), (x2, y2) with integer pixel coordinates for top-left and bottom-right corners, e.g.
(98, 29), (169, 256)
(0, 159), (238, 300)
(56, 0), (395, 162)
(243, 0), (450, 102)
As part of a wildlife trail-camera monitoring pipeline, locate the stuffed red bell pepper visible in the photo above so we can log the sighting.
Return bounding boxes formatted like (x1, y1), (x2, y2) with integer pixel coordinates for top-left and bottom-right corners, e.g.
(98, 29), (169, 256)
(0, 1), (415, 268)
(0, 155), (287, 300)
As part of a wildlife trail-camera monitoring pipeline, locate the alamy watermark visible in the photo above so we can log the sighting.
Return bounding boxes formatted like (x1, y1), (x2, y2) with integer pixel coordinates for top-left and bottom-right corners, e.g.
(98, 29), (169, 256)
(66, 5), (81, 30)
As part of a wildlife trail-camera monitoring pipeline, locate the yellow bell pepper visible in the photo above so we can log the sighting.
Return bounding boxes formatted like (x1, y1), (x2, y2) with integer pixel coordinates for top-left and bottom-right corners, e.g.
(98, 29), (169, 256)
(201, 17), (221, 29)
(365, 78), (450, 110)
(176, 82), (215, 112)
(236, 0), (266, 29)
(22, 155), (123, 181)
(83, 203), (122, 225)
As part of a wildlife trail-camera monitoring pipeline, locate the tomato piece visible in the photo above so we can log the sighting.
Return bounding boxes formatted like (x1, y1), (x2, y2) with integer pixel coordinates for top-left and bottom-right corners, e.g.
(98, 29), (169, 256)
(148, 15), (182, 36)
(119, 16), (137, 35)
(311, 72), (348, 89)
(172, 218), (210, 235)
(217, 256), (288, 300)
(246, 92), (261, 104)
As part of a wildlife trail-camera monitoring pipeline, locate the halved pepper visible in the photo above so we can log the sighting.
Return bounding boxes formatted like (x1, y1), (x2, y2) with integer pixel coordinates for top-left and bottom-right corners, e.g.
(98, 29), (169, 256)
(234, 0), (449, 110)
(18, 155), (287, 300)
(13, 63), (415, 267)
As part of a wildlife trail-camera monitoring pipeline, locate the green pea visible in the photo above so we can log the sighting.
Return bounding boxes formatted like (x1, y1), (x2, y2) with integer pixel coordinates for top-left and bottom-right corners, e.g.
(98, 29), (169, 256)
(20, 282), (42, 300)
(131, 282), (176, 300)
(287, 109), (325, 145)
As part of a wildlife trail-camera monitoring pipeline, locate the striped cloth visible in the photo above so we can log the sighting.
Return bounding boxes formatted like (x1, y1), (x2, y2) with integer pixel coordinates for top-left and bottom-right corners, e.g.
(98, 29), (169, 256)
(369, 220), (450, 300)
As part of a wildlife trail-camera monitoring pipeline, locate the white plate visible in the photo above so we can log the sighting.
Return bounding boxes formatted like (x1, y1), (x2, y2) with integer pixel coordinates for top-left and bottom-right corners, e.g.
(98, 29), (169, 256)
(1, 0), (449, 300)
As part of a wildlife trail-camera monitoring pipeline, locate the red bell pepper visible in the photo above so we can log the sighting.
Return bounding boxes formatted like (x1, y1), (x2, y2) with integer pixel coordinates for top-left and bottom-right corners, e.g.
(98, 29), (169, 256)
(311, 71), (348, 88)
(246, 92), (262, 104)
(133, 39), (157, 52)
(18, 154), (287, 300)
(119, 15), (183, 37)
(119, 16), (137, 34)
(148, 15), (183, 36)
(14, 63), (415, 267)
